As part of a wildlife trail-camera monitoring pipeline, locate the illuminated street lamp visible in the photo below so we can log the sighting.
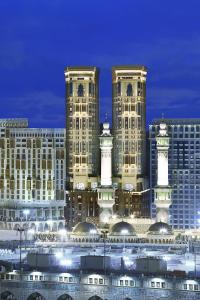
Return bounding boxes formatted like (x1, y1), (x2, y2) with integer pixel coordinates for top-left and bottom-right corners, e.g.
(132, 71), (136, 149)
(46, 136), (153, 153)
(22, 209), (30, 246)
(60, 259), (72, 267)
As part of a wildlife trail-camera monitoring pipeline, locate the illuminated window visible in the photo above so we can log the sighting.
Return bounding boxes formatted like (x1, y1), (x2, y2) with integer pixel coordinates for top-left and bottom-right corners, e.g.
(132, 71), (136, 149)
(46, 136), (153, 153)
(156, 282), (160, 288)
(89, 278), (93, 284)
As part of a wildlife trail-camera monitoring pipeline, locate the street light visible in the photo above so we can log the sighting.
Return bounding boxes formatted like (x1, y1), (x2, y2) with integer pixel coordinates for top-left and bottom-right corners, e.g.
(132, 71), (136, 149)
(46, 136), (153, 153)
(121, 229), (128, 252)
(17, 227), (25, 280)
(101, 230), (108, 300)
(23, 209), (30, 245)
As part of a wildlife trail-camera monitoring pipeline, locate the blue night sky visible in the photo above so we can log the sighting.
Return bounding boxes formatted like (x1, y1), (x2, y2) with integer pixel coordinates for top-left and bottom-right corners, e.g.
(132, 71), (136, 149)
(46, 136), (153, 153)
(0, 0), (200, 128)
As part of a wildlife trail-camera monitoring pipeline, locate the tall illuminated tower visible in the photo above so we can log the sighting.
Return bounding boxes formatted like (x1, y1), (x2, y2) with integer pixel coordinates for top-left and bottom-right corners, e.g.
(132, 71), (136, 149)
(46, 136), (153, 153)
(97, 122), (115, 223)
(154, 122), (172, 223)
(64, 67), (99, 190)
(112, 66), (147, 191)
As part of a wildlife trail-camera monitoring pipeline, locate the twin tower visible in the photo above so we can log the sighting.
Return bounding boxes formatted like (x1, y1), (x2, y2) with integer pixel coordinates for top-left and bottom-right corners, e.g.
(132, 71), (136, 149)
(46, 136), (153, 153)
(64, 66), (147, 194)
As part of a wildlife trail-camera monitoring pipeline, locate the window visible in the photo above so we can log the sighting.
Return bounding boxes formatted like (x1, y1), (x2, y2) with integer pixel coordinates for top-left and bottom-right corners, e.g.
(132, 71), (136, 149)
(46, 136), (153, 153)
(69, 82), (73, 96)
(151, 282), (155, 288)
(189, 284), (193, 290)
(156, 282), (160, 288)
(130, 280), (134, 287)
(161, 282), (166, 288)
(183, 284), (187, 290)
(89, 278), (93, 284)
(117, 82), (121, 95)
(78, 84), (84, 97)
(126, 83), (133, 96)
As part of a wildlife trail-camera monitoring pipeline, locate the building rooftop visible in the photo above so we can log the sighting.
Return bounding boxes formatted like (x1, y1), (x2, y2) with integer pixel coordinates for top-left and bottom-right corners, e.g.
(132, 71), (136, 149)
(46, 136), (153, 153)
(64, 66), (99, 72)
(151, 118), (200, 125)
(112, 65), (147, 71)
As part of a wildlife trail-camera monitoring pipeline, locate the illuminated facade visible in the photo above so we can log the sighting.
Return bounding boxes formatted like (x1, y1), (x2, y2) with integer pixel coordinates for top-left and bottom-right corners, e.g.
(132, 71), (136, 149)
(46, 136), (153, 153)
(64, 66), (99, 190)
(97, 122), (115, 223)
(150, 118), (200, 229)
(154, 122), (172, 223)
(0, 119), (65, 232)
(1, 270), (200, 300)
(112, 66), (147, 191)
(65, 66), (150, 227)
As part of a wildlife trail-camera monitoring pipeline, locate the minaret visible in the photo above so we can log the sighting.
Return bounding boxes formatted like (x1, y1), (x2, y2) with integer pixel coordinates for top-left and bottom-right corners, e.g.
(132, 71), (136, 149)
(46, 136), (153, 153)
(97, 123), (115, 223)
(154, 122), (172, 223)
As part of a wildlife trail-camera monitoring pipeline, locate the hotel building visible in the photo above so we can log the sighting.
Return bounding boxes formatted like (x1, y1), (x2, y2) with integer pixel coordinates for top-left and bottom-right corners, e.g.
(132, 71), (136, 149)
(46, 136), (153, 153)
(0, 119), (66, 232)
(150, 118), (200, 229)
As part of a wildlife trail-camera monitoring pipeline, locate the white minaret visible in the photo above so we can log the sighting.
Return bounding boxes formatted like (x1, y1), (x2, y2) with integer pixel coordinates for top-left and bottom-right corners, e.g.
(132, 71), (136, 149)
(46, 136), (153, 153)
(97, 122), (115, 223)
(100, 122), (113, 186)
(154, 122), (172, 223)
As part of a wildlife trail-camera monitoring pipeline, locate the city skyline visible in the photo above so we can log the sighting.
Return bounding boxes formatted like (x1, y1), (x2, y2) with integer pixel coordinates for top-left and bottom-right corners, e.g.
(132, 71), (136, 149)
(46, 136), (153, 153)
(1, 1), (200, 127)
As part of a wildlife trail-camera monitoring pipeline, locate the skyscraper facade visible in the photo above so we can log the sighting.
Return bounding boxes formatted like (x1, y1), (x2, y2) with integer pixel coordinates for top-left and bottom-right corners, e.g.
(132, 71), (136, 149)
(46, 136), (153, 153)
(112, 66), (147, 191)
(64, 67), (99, 190)
(64, 66), (150, 227)
(0, 119), (66, 232)
(150, 119), (200, 229)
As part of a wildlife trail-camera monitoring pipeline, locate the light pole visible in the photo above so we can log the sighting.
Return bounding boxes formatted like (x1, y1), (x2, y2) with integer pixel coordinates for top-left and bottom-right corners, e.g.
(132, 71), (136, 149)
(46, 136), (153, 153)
(121, 229), (128, 252)
(17, 227), (25, 280)
(23, 209), (30, 245)
(101, 230), (108, 300)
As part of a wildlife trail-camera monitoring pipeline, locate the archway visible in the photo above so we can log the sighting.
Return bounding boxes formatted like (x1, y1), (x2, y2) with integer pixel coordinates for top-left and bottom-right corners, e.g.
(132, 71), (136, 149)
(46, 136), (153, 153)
(52, 222), (57, 232)
(57, 295), (73, 300)
(44, 223), (49, 231)
(1, 291), (17, 300)
(88, 296), (103, 300)
(27, 292), (45, 300)
(38, 223), (43, 232)
(58, 222), (64, 230)
(124, 298), (132, 300)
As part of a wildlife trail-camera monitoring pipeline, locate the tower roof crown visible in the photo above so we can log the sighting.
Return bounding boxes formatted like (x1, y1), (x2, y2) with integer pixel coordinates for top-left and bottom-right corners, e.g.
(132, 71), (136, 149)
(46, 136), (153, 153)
(158, 122), (168, 137)
(101, 122), (111, 136)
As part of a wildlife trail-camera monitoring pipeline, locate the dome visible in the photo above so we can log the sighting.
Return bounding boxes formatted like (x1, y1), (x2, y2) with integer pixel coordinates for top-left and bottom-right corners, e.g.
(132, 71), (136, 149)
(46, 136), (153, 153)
(111, 221), (136, 236)
(73, 222), (98, 235)
(148, 222), (172, 235)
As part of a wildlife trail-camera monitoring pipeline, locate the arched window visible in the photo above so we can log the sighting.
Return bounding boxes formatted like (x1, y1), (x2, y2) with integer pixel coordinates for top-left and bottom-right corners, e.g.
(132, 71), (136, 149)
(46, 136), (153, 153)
(27, 292), (46, 300)
(78, 84), (84, 97)
(126, 83), (133, 96)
